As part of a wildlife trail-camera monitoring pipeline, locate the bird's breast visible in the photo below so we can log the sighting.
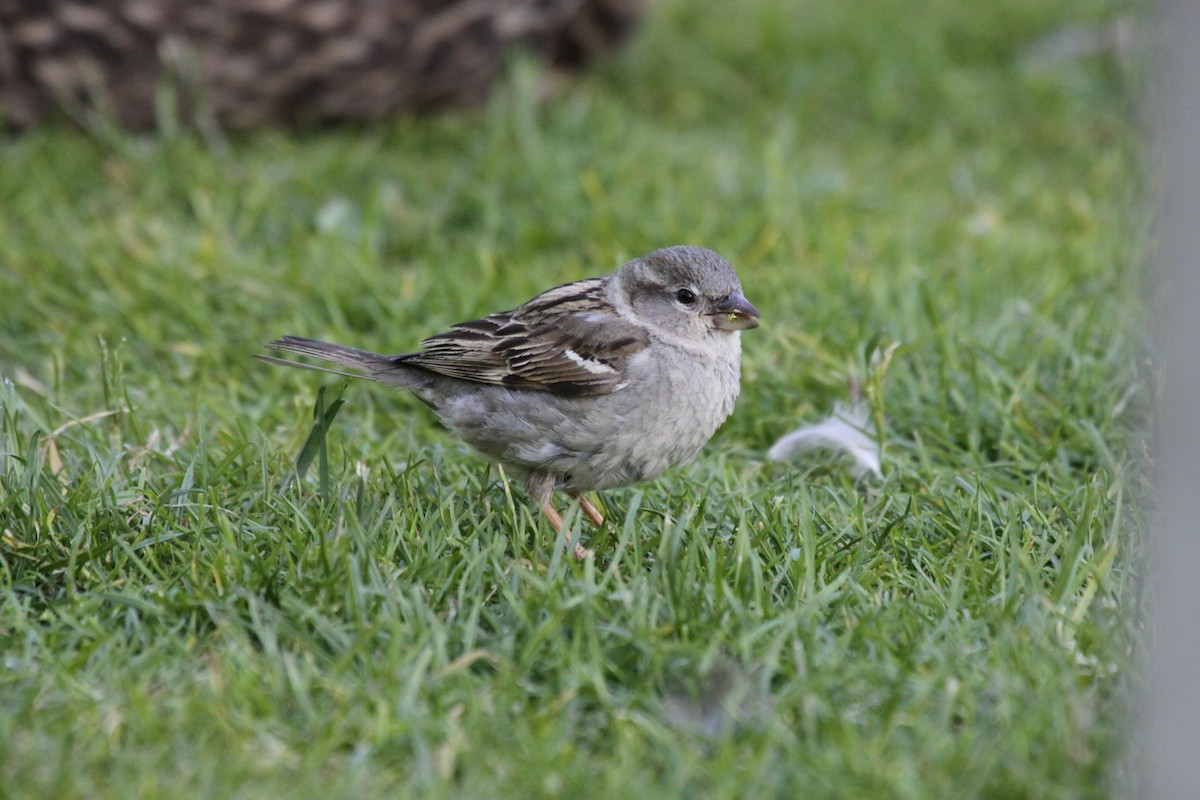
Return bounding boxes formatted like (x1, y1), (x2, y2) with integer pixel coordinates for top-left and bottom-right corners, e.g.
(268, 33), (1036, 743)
(597, 339), (742, 483)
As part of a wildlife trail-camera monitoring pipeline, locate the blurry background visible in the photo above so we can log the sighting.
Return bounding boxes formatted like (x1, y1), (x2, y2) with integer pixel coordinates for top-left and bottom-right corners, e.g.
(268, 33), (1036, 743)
(0, 0), (647, 128)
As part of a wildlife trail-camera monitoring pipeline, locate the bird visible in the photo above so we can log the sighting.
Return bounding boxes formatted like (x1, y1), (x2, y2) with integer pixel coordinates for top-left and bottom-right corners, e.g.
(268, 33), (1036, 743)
(258, 245), (760, 556)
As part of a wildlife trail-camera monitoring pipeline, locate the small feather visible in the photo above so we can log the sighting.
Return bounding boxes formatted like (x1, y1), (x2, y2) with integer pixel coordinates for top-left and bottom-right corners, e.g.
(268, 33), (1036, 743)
(767, 402), (882, 479)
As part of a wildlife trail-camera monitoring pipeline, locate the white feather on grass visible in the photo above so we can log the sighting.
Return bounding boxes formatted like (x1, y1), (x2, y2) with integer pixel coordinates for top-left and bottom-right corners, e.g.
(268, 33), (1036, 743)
(767, 401), (882, 479)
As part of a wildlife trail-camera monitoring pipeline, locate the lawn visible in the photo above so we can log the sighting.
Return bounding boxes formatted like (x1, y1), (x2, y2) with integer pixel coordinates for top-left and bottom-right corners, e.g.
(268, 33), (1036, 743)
(0, 0), (1146, 797)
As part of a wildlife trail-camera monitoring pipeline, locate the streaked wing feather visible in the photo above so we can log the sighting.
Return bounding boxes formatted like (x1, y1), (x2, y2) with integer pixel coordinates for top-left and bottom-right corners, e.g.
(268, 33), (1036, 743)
(398, 278), (648, 396)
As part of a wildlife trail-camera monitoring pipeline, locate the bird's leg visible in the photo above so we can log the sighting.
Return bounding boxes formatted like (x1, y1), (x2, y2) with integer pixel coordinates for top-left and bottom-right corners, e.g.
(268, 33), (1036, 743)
(539, 500), (564, 531)
(539, 500), (593, 560)
(572, 493), (605, 529)
(527, 471), (592, 559)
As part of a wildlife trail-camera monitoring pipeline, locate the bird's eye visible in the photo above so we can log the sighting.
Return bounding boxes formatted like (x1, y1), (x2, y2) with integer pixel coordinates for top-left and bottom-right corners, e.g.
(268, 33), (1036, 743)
(675, 288), (698, 306)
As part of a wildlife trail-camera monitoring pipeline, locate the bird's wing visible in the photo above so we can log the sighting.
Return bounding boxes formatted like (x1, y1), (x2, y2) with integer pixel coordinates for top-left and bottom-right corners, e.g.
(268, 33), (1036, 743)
(399, 278), (648, 397)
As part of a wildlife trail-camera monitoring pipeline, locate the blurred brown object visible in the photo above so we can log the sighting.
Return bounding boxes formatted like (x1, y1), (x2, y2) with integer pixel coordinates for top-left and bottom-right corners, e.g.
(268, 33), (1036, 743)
(0, 0), (645, 129)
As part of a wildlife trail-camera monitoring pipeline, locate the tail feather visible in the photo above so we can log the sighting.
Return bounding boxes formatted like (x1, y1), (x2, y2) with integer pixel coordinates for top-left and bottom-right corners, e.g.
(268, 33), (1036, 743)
(258, 336), (408, 384)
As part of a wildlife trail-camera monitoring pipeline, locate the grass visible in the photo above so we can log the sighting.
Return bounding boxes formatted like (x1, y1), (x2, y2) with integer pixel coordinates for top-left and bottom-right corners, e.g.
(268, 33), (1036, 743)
(0, 0), (1147, 796)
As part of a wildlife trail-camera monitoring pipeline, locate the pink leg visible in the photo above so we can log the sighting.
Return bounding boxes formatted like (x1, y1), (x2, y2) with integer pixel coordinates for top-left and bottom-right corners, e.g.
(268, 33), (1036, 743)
(539, 500), (592, 559)
(574, 494), (606, 529)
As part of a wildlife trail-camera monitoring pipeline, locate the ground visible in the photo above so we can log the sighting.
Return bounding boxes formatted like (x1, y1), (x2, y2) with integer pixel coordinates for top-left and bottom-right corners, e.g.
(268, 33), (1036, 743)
(0, 0), (1145, 797)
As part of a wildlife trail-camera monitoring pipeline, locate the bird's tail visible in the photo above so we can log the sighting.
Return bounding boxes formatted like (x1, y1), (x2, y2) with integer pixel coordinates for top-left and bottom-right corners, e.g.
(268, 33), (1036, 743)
(257, 336), (419, 387)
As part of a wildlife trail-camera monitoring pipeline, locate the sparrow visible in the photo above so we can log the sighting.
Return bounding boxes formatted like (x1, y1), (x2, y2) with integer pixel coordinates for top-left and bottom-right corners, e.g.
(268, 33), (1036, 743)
(258, 245), (760, 555)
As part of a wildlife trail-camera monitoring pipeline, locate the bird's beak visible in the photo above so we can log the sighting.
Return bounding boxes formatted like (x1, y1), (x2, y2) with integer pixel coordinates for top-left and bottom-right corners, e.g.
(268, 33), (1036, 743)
(710, 292), (761, 331)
